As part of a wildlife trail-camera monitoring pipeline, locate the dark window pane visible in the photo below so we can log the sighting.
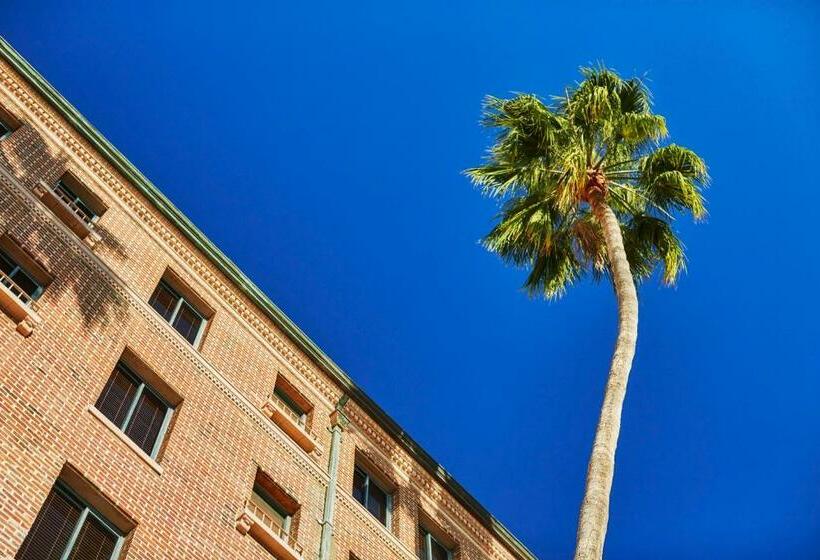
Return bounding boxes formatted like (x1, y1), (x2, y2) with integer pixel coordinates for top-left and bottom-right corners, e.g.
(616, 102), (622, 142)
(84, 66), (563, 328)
(124, 390), (168, 456)
(54, 180), (80, 203)
(67, 515), (117, 560)
(430, 538), (450, 560)
(172, 301), (202, 344)
(367, 481), (388, 525)
(16, 489), (82, 560)
(54, 181), (97, 222)
(0, 120), (10, 137)
(95, 366), (138, 429)
(149, 283), (177, 321)
(0, 251), (14, 275)
(352, 468), (367, 506)
(11, 269), (42, 299)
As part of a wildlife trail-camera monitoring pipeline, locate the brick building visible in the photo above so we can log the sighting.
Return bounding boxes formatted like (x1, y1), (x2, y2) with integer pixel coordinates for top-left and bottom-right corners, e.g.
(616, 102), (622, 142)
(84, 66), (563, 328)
(0, 37), (535, 560)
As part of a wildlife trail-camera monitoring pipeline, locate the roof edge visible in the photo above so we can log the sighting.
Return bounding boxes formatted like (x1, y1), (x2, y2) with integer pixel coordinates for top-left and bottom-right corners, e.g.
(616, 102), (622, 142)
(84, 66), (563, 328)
(0, 35), (537, 560)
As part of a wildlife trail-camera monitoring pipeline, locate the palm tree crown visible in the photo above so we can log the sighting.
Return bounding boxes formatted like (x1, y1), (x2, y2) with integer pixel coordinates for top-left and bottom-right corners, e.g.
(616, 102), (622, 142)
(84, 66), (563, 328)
(466, 66), (709, 298)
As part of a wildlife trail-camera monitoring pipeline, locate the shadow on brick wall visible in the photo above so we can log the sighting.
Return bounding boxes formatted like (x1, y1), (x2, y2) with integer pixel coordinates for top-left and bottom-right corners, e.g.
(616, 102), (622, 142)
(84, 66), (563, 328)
(0, 124), (130, 328)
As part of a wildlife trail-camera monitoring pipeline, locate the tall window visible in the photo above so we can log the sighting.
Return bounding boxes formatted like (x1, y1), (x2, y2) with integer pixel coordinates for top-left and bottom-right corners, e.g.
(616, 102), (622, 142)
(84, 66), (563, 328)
(352, 465), (391, 526)
(149, 280), (206, 345)
(15, 485), (122, 560)
(0, 249), (43, 301)
(95, 362), (174, 458)
(420, 527), (452, 560)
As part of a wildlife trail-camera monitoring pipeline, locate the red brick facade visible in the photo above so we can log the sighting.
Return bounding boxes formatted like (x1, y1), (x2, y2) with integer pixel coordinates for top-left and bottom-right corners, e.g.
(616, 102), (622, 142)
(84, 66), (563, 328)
(0, 41), (533, 560)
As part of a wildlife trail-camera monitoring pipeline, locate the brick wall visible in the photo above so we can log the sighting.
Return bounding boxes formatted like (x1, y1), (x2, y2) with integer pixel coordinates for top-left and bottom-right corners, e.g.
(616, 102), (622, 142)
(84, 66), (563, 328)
(0, 54), (527, 560)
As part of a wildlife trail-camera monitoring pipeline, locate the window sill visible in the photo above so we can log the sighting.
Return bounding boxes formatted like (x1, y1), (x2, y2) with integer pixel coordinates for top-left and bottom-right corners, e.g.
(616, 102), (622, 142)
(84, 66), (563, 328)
(34, 180), (101, 248)
(236, 501), (304, 560)
(0, 278), (40, 337)
(261, 395), (320, 455)
(87, 405), (163, 475)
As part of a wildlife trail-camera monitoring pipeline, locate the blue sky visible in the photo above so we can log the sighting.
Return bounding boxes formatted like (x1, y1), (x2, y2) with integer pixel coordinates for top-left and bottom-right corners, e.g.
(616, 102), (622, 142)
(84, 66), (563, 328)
(2, 1), (818, 558)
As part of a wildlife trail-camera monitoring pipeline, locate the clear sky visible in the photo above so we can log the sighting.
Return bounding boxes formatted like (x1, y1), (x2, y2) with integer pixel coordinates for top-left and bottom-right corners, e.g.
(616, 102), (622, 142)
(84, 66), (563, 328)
(2, 1), (818, 558)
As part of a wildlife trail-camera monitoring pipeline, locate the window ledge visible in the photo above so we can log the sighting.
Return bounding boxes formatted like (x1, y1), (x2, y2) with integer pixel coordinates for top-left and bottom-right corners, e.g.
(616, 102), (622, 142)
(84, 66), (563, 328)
(34, 180), (101, 247)
(87, 405), (163, 475)
(261, 395), (321, 455)
(236, 501), (304, 560)
(0, 274), (41, 337)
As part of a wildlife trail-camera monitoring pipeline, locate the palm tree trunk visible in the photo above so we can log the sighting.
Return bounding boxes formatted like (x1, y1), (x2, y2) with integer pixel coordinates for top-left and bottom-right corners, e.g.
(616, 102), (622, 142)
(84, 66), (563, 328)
(574, 199), (639, 560)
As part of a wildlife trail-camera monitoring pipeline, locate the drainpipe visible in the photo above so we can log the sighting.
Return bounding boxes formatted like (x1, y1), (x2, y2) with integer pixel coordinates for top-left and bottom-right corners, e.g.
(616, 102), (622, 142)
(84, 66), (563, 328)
(318, 396), (350, 560)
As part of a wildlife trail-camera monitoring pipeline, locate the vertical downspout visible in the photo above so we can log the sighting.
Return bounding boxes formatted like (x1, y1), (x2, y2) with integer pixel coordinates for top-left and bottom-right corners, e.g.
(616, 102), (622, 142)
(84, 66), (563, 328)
(318, 396), (349, 560)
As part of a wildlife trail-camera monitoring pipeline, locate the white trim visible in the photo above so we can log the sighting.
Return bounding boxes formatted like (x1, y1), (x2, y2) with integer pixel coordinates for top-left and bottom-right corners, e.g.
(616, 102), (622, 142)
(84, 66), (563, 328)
(87, 405), (163, 475)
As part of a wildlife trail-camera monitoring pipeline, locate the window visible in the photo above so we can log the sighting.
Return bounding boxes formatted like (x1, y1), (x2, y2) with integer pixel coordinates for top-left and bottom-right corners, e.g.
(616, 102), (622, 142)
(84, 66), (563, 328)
(15, 484), (122, 560)
(149, 278), (208, 346)
(420, 527), (453, 560)
(352, 465), (392, 527)
(95, 362), (174, 458)
(0, 248), (43, 300)
(237, 470), (303, 560)
(273, 384), (307, 427)
(0, 117), (11, 139)
(263, 376), (317, 453)
(53, 178), (99, 224)
(0, 105), (19, 140)
(250, 484), (292, 536)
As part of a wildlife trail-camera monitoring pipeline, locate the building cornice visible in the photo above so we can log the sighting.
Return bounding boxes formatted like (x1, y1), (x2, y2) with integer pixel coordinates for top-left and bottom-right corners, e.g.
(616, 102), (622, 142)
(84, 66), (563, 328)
(0, 35), (536, 560)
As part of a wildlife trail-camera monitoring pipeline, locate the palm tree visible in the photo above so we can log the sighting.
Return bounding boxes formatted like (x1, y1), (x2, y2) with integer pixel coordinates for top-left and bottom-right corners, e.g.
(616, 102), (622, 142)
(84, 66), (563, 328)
(466, 66), (708, 560)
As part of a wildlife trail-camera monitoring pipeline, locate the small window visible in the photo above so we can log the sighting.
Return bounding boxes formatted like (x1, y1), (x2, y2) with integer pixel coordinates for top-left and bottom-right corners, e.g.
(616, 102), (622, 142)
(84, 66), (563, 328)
(95, 362), (174, 458)
(420, 527), (453, 560)
(250, 484), (292, 536)
(0, 105), (19, 140)
(352, 465), (392, 527)
(0, 248), (44, 300)
(273, 383), (307, 427)
(53, 178), (99, 224)
(237, 470), (304, 559)
(15, 484), (123, 560)
(149, 275), (210, 346)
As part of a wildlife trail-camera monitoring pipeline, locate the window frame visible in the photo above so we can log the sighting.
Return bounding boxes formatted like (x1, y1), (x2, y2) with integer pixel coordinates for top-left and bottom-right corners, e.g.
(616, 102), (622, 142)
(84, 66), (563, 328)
(353, 465), (393, 527)
(149, 279), (208, 347)
(19, 482), (124, 560)
(251, 483), (293, 535)
(96, 362), (175, 459)
(53, 177), (100, 225)
(0, 118), (11, 140)
(0, 248), (43, 300)
(420, 527), (453, 560)
(273, 384), (308, 427)
(0, 106), (18, 140)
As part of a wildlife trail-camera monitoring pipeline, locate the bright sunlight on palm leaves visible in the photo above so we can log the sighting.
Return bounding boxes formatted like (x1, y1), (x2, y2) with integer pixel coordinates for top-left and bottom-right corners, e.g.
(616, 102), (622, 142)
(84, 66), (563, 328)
(466, 65), (709, 298)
